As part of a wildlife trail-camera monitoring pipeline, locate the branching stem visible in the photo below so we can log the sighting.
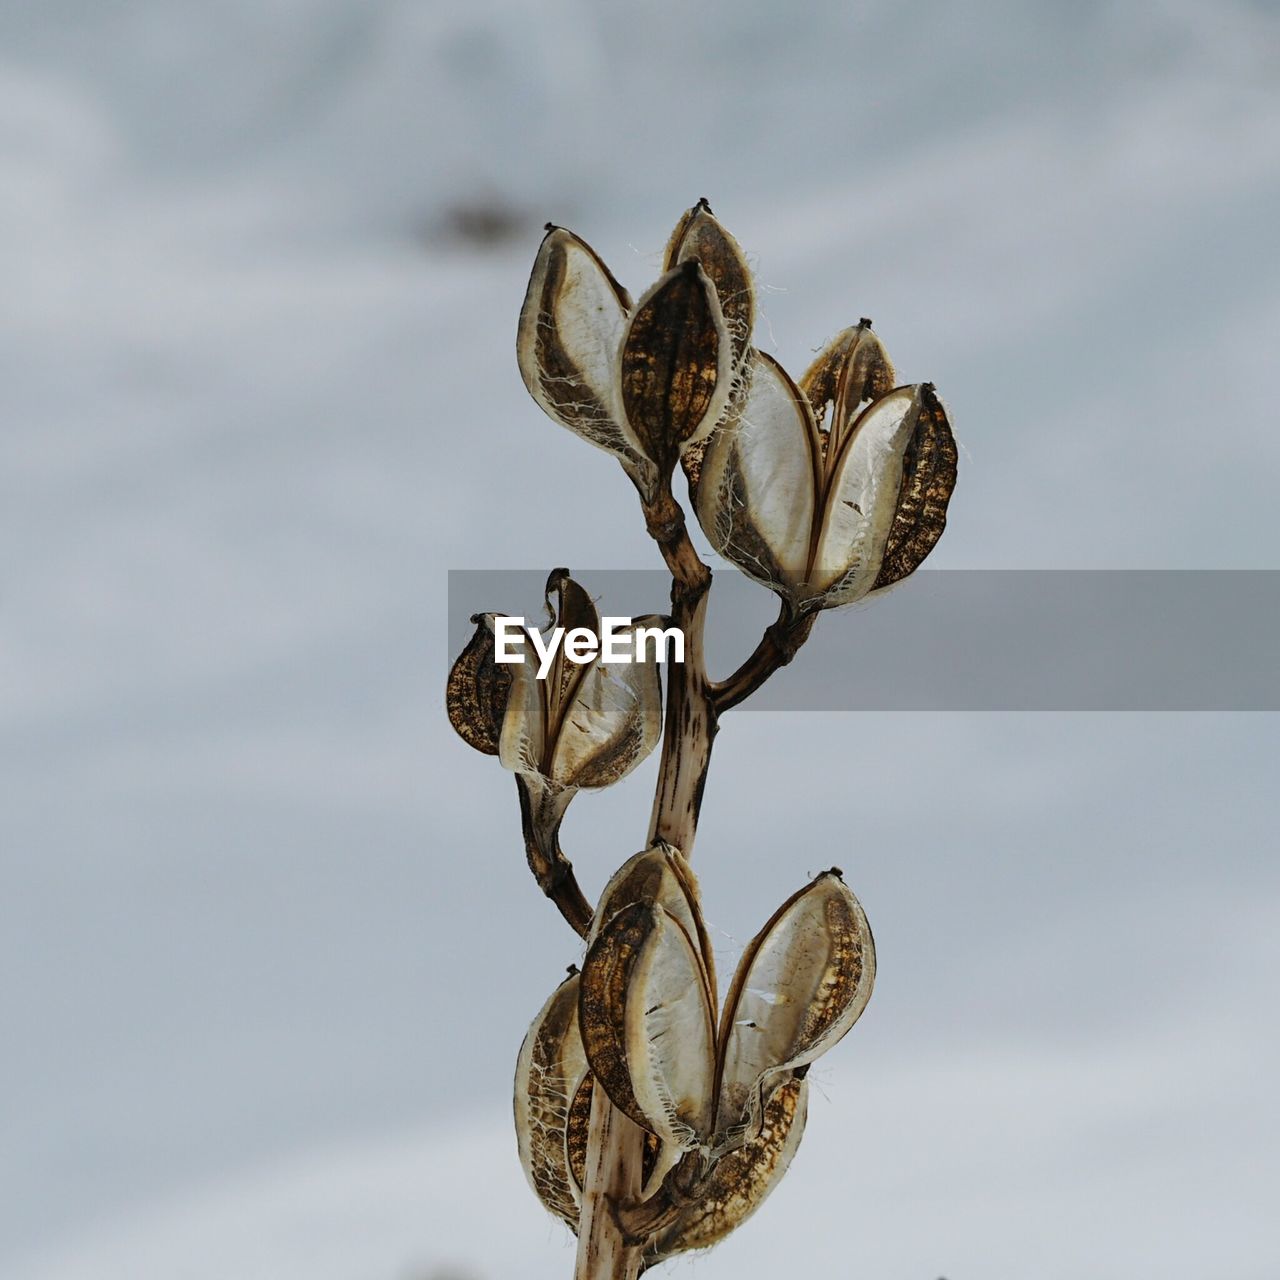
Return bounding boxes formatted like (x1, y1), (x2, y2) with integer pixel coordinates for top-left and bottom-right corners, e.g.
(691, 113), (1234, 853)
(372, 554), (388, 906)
(575, 479), (714, 1280)
(712, 600), (816, 713)
(573, 479), (811, 1279)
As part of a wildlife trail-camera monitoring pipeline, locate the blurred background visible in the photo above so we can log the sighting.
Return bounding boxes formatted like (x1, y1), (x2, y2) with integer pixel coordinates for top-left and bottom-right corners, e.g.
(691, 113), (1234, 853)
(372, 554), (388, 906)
(3, 1), (1279, 1277)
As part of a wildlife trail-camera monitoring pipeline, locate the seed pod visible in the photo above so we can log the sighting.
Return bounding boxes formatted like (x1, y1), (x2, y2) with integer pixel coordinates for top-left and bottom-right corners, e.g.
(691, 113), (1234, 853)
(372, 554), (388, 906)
(445, 613), (513, 756)
(665, 198), (754, 374)
(714, 870), (874, 1146)
(799, 322), (895, 454)
(579, 901), (718, 1151)
(497, 570), (663, 791)
(872, 383), (958, 590)
(695, 339), (956, 611)
(555, 864), (877, 1253)
(589, 843), (717, 1005)
(619, 260), (732, 475)
(809, 384), (932, 603)
(517, 226), (654, 495)
(514, 971), (589, 1227)
(517, 210), (760, 497)
(648, 1076), (808, 1263)
(694, 350), (819, 594)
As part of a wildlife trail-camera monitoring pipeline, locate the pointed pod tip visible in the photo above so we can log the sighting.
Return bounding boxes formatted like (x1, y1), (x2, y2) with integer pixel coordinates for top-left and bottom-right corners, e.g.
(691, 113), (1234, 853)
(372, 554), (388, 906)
(543, 221), (558, 232)
(566, 963), (579, 976)
(860, 317), (873, 329)
(826, 865), (845, 880)
(696, 196), (713, 212)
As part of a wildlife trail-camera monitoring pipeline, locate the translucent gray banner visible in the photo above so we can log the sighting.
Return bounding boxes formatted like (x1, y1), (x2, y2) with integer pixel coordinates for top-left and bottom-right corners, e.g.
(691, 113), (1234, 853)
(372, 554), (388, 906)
(447, 570), (1280, 711)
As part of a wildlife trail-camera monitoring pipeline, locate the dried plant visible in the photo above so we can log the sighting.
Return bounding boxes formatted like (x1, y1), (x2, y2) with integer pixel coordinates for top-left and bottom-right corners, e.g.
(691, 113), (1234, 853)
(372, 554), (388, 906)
(447, 200), (957, 1279)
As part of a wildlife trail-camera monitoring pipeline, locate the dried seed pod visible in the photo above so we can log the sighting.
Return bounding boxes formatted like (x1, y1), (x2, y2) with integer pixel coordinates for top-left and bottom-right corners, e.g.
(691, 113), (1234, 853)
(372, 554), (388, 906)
(714, 870), (875, 1145)
(872, 383), (958, 590)
(647, 1076), (808, 1263)
(799, 322), (895, 452)
(666, 200), (756, 499)
(589, 844), (717, 1006)
(556, 863), (876, 1253)
(619, 260), (732, 475)
(497, 570), (663, 792)
(517, 226), (655, 494)
(809, 384), (933, 603)
(695, 351), (819, 594)
(517, 211), (758, 498)
(514, 971), (589, 1227)
(447, 571), (665, 932)
(664, 198), (754, 373)
(579, 856), (874, 1164)
(580, 901), (718, 1151)
(695, 337), (956, 611)
(445, 613), (513, 756)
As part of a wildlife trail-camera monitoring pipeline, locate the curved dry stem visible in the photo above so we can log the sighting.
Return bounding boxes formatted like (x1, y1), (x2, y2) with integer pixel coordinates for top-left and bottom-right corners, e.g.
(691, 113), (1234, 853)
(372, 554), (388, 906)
(711, 601), (816, 713)
(516, 775), (594, 938)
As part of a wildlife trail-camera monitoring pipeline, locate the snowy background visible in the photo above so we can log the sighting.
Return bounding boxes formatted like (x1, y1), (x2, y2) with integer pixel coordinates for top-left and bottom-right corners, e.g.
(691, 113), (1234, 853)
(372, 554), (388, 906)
(3, 1), (1279, 1277)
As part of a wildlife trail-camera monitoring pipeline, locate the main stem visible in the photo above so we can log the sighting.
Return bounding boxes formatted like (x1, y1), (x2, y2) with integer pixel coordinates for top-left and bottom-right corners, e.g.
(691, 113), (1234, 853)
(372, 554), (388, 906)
(574, 484), (717, 1280)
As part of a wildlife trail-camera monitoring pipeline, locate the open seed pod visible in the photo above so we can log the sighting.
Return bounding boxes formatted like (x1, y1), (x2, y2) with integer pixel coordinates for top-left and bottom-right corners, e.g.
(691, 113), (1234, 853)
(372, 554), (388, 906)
(616, 260), (734, 477)
(587, 843), (716, 988)
(579, 845), (720, 1162)
(446, 569), (668, 938)
(663, 199), (755, 494)
(693, 325), (957, 611)
(645, 1075), (808, 1265)
(581, 862), (875, 1159)
(664, 198), (754, 368)
(515, 853), (872, 1259)
(713, 870), (876, 1148)
(445, 610), (514, 757)
(518, 206), (752, 495)
(517, 226), (654, 494)
(496, 570), (663, 792)
(514, 970), (590, 1228)
(513, 969), (665, 1232)
(447, 570), (664, 859)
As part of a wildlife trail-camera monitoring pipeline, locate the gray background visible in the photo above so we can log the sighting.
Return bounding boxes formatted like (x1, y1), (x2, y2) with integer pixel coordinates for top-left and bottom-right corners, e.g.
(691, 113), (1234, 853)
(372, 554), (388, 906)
(449, 570), (1280, 709)
(3, 1), (1278, 1277)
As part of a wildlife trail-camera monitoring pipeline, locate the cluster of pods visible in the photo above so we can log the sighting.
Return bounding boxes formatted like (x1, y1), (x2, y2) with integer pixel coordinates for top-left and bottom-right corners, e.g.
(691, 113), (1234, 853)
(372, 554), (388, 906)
(447, 201), (956, 1262)
(517, 199), (957, 612)
(515, 844), (874, 1263)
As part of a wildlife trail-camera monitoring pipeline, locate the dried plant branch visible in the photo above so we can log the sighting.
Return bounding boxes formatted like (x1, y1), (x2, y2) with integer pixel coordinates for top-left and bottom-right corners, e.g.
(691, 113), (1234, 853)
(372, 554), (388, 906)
(647, 586), (716, 853)
(448, 200), (957, 1280)
(641, 484), (712, 598)
(515, 775), (594, 938)
(573, 1090), (648, 1280)
(575, 481), (715, 1280)
(711, 602), (816, 713)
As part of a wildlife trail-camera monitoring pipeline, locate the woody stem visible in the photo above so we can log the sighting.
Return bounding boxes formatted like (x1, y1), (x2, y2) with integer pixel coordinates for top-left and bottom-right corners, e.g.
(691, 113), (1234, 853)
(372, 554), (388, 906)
(574, 480), (717, 1280)
(712, 600), (816, 713)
